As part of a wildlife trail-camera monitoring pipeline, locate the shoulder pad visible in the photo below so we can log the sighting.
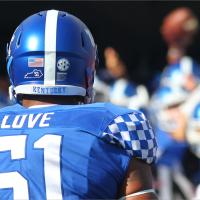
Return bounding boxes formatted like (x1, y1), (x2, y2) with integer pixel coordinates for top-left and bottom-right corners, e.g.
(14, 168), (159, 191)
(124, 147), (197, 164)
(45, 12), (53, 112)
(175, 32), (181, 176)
(102, 111), (157, 164)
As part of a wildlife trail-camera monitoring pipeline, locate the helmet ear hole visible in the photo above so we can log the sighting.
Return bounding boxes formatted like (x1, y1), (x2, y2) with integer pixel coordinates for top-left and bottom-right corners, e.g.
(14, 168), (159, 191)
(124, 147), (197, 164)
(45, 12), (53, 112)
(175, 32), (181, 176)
(81, 32), (85, 48)
(16, 33), (22, 47)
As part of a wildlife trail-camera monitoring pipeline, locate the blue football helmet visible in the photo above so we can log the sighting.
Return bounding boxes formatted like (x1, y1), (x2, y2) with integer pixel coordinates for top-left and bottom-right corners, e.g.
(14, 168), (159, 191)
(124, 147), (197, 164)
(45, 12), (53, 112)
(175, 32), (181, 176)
(186, 103), (200, 158)
(149, 86), (188, 132)
(160, 56), (200, 91)
(7, 10), (98, 103)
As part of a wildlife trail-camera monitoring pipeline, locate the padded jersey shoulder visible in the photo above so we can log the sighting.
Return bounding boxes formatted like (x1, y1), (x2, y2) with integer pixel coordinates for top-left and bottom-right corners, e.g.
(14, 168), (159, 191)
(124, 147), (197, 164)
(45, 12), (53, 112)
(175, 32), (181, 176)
(74, 103), (157, 164)
(99, 104), (157, 164)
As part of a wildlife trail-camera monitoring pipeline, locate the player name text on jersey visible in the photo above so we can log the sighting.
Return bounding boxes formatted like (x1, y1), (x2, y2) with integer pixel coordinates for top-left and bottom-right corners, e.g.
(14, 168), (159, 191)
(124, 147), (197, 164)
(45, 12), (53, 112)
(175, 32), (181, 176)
(0, 112), (54, 129)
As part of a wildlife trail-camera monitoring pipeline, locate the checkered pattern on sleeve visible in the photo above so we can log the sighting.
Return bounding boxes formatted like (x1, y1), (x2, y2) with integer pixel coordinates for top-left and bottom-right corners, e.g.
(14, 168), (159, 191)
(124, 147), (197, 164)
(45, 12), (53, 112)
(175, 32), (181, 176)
(102, 112), (157, 164)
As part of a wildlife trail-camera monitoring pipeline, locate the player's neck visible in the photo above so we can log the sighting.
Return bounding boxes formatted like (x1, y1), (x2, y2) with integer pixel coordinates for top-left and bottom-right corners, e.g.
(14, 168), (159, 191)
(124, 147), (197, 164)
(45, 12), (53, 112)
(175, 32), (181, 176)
(22, 99), (56, 108)
(21, 95), (85, 108)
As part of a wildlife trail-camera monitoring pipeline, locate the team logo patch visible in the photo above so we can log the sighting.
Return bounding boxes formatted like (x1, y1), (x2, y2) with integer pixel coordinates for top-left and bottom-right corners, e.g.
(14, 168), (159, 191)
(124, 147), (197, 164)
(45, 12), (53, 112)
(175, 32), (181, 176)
(24, 69), (43, 79)
(57, 58), (70, 72)
(28, 57), (44, 67)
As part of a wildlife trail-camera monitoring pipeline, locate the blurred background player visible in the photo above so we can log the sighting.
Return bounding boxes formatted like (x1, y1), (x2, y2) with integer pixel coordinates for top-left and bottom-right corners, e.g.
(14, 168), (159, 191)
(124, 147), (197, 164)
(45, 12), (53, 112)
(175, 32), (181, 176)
(186, 103), (200, 200)
(160, 9), (200, 188)
(150, 7), (200, 94)
(94, 47), (149, 111)
(147, 7), (200, 200)
(0, 10), (158, 199)
(156, 7), (200, 94)
(149, 86), (194, 200)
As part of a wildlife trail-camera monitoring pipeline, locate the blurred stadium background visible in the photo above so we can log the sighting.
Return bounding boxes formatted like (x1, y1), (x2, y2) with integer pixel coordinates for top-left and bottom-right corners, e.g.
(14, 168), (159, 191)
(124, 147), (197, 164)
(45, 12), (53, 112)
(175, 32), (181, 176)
(1, 1), (200, 84)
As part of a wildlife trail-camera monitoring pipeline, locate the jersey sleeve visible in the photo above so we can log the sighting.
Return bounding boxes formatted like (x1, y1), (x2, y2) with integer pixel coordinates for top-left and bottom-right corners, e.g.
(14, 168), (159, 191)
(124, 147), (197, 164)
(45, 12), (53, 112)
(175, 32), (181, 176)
(102, 111), (157, 164)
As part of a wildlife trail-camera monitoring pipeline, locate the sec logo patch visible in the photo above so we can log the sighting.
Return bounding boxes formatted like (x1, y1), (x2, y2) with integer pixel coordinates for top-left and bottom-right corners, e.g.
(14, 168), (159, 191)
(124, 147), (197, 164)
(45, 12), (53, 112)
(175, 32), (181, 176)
(57, 58), (70, 72)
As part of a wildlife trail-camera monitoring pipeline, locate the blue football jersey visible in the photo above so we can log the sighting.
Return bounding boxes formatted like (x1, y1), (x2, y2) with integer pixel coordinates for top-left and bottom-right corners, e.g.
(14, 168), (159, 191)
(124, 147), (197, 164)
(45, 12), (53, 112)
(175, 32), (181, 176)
(0, 102), (157, 199)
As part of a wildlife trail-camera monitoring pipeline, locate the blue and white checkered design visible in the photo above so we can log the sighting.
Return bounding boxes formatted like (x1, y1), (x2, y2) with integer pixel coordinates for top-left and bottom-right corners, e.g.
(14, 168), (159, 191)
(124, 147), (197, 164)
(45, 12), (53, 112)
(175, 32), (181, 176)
(102, 112), (157, 164)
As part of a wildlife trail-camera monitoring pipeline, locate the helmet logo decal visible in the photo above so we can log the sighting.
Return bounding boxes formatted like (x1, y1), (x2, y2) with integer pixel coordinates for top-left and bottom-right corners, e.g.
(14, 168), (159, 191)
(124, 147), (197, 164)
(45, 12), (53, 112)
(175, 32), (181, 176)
(28, 57), (44, 68)
(24, 69), (43, 79)
(57, 58), (70, 72)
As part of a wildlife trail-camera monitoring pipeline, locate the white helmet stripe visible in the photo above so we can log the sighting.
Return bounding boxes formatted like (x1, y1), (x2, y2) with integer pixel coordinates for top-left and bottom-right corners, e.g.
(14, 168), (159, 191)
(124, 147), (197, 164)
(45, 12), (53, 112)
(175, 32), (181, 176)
(44, 10), (59, 85)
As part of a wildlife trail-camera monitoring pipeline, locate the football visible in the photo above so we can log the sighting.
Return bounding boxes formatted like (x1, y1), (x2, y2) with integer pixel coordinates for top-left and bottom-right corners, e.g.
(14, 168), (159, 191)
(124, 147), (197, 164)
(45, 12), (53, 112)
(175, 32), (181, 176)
(161, 7), (199, 47)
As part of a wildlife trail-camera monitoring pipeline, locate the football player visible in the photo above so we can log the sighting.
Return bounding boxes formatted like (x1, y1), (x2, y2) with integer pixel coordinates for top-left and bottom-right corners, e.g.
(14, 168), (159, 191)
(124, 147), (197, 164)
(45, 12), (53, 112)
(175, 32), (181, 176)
(149, 86), (194, 200)
(186, 103), (200, 200)
(0, 10), (157, 199)
(160, 56), (200, 92)
(159, 56), (200, 120)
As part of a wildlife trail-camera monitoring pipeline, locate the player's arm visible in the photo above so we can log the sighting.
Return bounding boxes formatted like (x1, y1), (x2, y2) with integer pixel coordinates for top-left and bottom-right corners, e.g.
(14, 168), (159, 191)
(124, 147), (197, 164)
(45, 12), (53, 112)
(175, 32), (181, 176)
(102, 110), (158, 200)
(119, 158), (158, 200)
